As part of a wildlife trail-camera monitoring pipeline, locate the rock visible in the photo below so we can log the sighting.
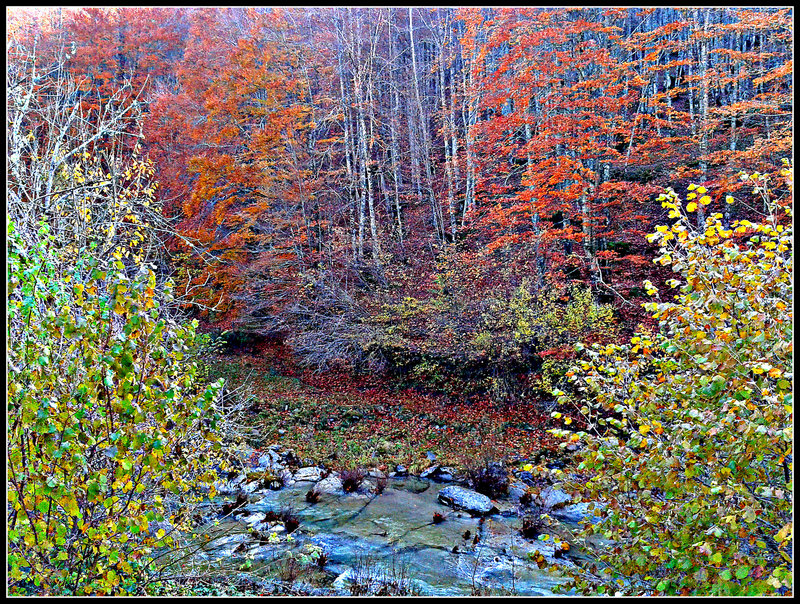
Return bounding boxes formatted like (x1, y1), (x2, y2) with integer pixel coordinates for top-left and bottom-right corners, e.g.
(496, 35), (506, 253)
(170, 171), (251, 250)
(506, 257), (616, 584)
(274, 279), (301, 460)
(537, 486), (572, 510)
(214, 474), (247, 497)
(203, 533), (250, 558)
(367, 469), (386, 479)
(420, 465), (440, 479)
(241, 512), (267, 526)
(145, 519), (173, 538)
(315, 474), (344, 495)
(256, 454), (273, 469)
(552, 501), (607, 524)
(426, 451), (437, 462)
(438, 486), (498, 516)
(280, 469), (295, 486)
(294, 466), (324, 482)
(278, 429), (286, 435)
(509, 482), (529, 503)
(391, 477), (429, 494)
(495, 502), (517, 517)
(394, 464), (409, 477)
(421, 465), (455, 483)
(241, 480), (262, 495)
(515, 470), (536, 486)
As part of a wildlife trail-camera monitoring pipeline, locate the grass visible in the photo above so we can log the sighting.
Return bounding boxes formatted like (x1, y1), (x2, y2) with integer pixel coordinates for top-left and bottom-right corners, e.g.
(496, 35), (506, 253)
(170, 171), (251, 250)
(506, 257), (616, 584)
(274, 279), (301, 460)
(205, 343), (559, 475)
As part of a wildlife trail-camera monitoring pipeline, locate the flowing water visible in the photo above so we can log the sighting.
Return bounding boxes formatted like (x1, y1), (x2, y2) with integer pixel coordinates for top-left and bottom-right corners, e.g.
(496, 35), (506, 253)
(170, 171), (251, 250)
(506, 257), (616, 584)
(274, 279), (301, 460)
(191, 477), (579, 596)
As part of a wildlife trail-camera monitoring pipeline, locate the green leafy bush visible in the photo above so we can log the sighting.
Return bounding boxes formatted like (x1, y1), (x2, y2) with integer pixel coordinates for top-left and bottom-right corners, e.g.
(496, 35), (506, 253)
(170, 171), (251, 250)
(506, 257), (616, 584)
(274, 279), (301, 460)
(7, 221), (225, 595)
(550, 169), (793, 595)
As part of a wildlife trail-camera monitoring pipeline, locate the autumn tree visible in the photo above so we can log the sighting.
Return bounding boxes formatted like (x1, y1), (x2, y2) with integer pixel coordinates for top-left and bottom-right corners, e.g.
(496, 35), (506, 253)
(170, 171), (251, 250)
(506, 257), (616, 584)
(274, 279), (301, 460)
(549, 168), (793, 596)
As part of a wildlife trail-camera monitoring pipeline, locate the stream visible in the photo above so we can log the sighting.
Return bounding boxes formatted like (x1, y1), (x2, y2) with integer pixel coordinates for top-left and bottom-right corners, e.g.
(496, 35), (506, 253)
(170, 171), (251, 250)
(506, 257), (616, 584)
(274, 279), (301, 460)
(181, 473), (590, 596)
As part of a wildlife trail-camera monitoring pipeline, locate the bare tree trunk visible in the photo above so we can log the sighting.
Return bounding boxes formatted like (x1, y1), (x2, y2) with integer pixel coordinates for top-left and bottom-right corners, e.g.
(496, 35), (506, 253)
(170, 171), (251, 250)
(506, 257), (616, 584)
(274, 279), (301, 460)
(408, 7), (444, 242)
(336, 37), (361, 260)
(461, 30), (478, 225)
(387, 8), (404, 245)
(696, 7), (710, 228)
(437, 11), (457, 241)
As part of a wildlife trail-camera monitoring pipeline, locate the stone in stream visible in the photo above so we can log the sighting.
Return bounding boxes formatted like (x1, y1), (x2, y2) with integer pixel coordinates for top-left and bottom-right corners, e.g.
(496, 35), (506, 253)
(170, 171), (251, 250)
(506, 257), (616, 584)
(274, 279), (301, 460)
(240, 512), (267, 526)
(420, 465), (456, 483)
(294, 466), (324, 482)
(552, 501), (607, 524)
(240, 480), (262, 496)
(314, 474), (344, 495)
(437, 486), (498, 516)
(201, 533), (250, 559)
(145, 519), (173, 538)
(536, 486), (572, 510)
(508, 482), (530, 504)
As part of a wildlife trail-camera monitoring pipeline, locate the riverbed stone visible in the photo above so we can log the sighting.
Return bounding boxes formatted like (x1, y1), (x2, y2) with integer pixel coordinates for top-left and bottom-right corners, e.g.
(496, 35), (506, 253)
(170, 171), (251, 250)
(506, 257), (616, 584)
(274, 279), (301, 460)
(202, 533), (250, 559)
(240, 480), (263, 495)
(537, 486), (571, 510)
(509, 482), (530, 503)
(241, 512), (267, 526)
(421, 465), (456, 482)
(315, 474), (344, 495)
(438, 486), (498, 516)
(552, 501), (607, 524)
(294, 466), (324, 482)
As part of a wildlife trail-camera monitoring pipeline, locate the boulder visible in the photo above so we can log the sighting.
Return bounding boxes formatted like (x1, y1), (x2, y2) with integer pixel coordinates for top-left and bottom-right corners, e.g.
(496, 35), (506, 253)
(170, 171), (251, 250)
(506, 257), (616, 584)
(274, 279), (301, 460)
(438, 486), (498, 516)
(394, 464), (409, 477)
(255, 454), (273, 469)
(508, 482), (530, 503)
(421, 465), (456, 482)
(515, 470), (536, 486)
(240, 480), (262, 495)
(294, 466), (324, 482)
(537, 486), (572, 510)
(279, 469), (295, 486)
(315, 474), (344, 495)
(241, 512), (267, 526)
(420, 465), (440, 479)
(552, 501), (607, 524)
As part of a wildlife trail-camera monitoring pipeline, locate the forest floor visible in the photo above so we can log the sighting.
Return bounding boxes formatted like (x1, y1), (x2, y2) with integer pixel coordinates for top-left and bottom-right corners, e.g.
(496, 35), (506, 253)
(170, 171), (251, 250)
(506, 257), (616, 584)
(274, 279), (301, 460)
(206, 340), (563, 474)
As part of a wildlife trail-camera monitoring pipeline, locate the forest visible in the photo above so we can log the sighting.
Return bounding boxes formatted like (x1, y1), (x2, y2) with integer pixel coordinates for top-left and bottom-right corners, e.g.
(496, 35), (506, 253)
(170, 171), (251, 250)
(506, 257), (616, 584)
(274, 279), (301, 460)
(6, 6), (793, 597)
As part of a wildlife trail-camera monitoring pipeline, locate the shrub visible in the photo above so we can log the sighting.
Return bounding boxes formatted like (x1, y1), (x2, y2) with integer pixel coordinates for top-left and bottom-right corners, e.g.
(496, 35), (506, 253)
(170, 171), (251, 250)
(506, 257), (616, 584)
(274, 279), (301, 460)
(466, 460), (509, 499)
(280, 507), (301, 534)
(340, 467), (366, 493)
(520, 509), (545, 539)
(550, 171), (793, 596)
(7, 223), (226, 595)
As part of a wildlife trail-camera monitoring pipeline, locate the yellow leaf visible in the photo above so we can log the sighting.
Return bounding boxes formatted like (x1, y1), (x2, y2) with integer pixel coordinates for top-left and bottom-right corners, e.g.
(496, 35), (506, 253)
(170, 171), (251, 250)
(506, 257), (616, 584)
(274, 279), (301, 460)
(639, 425), (651, 435)
(700, 195), (712, 205)
(686, 202), (698, 212)
(776, 523), (792, 543)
